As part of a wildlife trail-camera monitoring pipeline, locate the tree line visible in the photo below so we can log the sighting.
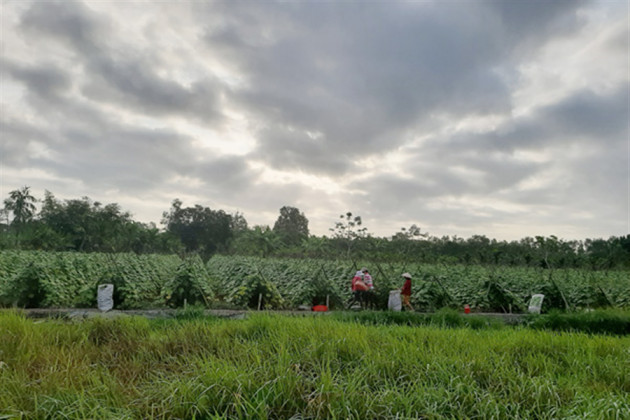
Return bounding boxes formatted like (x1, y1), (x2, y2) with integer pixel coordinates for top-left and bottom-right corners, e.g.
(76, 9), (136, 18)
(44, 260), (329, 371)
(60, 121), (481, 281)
(2, 187), (629, 270)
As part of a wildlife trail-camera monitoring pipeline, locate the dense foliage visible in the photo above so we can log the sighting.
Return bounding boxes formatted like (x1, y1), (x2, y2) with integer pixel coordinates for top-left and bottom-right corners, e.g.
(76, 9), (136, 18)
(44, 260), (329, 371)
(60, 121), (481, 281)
(272, 205), (309, 246)
(2, 191), (182, 254)
(207, 255), (630, 312)
(2, 188), (629, 270)
(161, 199), (233, 258)
(1, 251), (629, 312)
(0, 251), (182, 309)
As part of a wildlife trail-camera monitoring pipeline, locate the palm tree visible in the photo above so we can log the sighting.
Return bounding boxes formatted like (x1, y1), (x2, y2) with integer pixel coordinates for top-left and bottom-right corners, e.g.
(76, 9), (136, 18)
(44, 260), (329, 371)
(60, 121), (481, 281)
(247, 226), (281, 257)
(4, 186), (37, 244)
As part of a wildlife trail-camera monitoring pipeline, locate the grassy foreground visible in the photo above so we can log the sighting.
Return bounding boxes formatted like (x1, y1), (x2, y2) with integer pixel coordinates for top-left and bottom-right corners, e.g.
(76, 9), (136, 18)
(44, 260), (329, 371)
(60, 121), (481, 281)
(1, 311), (629, 419)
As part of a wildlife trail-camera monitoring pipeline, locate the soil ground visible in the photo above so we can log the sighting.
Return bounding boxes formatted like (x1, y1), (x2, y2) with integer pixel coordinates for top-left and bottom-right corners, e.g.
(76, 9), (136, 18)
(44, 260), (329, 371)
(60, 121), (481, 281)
(14, 308), (527, 324)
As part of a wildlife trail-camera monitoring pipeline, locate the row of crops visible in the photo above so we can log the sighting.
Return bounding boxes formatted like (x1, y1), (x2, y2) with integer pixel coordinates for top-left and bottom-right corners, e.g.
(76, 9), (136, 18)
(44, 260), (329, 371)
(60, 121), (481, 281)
(1, 251), (629, 311)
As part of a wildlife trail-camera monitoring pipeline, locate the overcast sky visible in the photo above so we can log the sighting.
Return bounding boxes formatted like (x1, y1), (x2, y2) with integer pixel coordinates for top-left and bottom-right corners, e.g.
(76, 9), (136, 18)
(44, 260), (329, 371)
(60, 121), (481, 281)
(1, 0), (628, 241)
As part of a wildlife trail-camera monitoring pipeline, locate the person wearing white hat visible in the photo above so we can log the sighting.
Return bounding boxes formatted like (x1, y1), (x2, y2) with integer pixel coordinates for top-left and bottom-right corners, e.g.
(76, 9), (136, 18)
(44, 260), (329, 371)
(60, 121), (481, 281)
(400, 273), (414, 311)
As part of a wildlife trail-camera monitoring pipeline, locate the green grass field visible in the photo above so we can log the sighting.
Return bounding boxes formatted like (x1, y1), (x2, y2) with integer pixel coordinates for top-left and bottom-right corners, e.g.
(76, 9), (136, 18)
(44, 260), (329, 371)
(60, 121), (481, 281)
(1, 310), (628, 419)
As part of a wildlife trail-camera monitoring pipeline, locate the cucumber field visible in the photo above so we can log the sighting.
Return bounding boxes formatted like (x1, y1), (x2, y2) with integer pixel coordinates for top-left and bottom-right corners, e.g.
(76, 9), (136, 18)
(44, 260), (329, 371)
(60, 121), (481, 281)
(1, 251), (629, 313)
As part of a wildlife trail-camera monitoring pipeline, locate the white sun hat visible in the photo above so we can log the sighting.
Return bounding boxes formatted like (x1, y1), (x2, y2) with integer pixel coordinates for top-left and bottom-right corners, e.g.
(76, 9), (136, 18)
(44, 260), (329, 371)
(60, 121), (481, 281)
(402, 272), (412, 279)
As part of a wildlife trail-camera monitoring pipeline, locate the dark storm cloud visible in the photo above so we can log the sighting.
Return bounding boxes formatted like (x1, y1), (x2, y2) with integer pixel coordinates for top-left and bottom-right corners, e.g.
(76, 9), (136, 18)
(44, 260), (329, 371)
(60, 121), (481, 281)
(3, 1), (256, 197)
(457, 85), (630, 154)
(19, 0), (107, 55)
(489, 0), (590, 44)
(540, 87), (629, 142)
(80, 60), (225, 123)
(2, 63), (257, 198)
(202, 3), (510, 163)
(18, 0), (225, 123)
(2, 0), (627, 239)
(198, 0), (593, 175)
(2, 60), (72, 100)
(10, 120), (259, 196)
(347, 78), (627, 233)
(4, 120), (197, 192)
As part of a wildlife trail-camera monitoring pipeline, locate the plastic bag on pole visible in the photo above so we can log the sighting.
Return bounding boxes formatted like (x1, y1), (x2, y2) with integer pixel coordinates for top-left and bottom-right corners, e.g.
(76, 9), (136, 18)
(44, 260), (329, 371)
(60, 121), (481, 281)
(528, 294), (544, 314)
(97, 284), (114, 312)
(388, 290), (402, 312)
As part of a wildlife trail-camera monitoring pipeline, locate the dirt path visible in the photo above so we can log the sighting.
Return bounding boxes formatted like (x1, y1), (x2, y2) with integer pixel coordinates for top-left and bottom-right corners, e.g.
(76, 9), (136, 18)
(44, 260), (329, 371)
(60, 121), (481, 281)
(13, 308), (527, 324)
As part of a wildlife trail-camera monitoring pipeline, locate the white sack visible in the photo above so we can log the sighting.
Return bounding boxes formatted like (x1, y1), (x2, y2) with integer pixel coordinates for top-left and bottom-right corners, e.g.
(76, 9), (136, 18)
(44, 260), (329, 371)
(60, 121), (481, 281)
(388, 290), (402, 312)
(528, 294), (544, 314)
(97, 284), (114, 312)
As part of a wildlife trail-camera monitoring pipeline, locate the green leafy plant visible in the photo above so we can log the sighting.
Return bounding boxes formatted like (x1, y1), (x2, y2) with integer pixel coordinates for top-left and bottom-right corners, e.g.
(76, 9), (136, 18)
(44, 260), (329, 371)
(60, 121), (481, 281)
(163, 256), (214, 307)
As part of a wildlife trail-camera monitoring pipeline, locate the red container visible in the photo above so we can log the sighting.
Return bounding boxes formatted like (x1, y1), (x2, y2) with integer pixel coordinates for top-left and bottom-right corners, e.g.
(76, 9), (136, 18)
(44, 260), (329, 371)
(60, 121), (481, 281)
(464, 304), (471, 314)
(312, 305), (328, 312)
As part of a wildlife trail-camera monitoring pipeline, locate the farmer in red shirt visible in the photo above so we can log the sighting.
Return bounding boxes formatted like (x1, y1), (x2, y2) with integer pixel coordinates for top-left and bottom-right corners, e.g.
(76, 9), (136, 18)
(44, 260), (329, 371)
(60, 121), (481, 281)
(400, 272), (414, 311)
(347, 270), (368, 309)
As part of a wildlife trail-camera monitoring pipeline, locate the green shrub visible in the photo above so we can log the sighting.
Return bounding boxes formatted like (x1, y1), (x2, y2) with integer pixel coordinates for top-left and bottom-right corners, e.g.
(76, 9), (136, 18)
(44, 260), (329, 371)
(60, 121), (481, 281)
(0, 262), (46, 308)
(163, 256), (214, 308)
(526, 309), (630, 335)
